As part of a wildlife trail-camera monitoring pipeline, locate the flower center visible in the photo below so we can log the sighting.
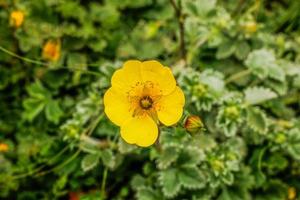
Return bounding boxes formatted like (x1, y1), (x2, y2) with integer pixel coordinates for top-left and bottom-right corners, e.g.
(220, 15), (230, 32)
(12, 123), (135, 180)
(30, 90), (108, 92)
(139, 96), (153, 110)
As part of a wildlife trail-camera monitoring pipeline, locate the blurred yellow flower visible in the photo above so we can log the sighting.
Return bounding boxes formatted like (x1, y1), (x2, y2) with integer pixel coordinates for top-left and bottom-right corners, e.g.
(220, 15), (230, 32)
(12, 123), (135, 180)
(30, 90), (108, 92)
(10, 10), (24, 28)
(42, 39), (61, 62)
(242, 21), (257, 33)
(288, 187), (297, 200)
(104, 60), (185, 147)
(0, 143), (9, 152)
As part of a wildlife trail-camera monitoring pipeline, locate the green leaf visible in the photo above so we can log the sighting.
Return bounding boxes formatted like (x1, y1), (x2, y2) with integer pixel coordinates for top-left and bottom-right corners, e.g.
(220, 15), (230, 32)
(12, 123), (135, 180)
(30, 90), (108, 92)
(131, 175), (147, 190)
(216, 40), (236, 59)
(245, 87), (277, 105)
(194, 0), (216, 16)
(23, 98), (45, 121)
(178, 167), (206, 189)
(101, 149), (116, 169)
(26, 80), (50, 100)
(81, 154), (100, 172)
(159, 169), (180, 198)
(156, 146), (179, 170)
(246, 107), (268, 134)
(234, 41), (250, 60)
(287, 128), (300, 160)
(45, 100), (63, 124)
(245, 49), (285, 81)
(136, 187), (162, 200)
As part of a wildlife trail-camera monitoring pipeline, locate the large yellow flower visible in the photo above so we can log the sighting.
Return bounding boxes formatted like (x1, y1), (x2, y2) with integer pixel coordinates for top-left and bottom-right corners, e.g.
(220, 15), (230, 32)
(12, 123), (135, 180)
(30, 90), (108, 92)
(104, 60), (185, 147)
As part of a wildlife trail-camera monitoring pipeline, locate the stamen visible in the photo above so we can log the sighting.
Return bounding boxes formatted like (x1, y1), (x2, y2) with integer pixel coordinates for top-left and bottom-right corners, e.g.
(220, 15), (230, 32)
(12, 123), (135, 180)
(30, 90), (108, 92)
(139, 96), (153, 110)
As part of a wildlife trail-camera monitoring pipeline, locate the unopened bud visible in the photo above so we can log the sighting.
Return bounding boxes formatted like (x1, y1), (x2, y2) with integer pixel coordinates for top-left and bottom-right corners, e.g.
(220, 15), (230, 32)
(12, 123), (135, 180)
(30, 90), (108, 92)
(184, 115), (204, 133)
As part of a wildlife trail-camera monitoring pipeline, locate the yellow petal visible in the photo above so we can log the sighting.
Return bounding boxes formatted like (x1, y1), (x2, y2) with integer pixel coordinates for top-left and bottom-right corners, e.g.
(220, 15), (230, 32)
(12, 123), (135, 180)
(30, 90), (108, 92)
(141, 60), (176, 95)
(111, 60), (142, 92)
(104, 87), (132, 126)
(157, 86), (185, 126)
(120, 116), (158, 147)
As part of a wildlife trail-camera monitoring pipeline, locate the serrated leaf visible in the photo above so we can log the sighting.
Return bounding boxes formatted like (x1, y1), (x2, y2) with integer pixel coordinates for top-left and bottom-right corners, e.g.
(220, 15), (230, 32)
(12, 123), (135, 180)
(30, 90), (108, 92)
(156, 146), (179, 169)
(81, 154), (100, 172)
(245, 87), (277, 105)
(247, 110), (267, 134)
(136, 187), (162, 200)
(178, 167), (206, 189)
(45, 100), (63, 124)
(159, 169), (180, 198)
(131, 175), (147, 191)
(177, 147), (204, 167)
(287, 128), (300, 160)
(246, 107), (268, 134)
(101, 149), (115, 169)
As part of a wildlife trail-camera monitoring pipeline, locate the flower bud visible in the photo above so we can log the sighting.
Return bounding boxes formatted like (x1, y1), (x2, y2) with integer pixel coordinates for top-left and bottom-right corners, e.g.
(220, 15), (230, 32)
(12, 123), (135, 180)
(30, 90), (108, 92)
(184, 115), (204, 133)
(10, 10), (24, 28)
(0, 143), (9, 152)
(42, 39), (61, 62)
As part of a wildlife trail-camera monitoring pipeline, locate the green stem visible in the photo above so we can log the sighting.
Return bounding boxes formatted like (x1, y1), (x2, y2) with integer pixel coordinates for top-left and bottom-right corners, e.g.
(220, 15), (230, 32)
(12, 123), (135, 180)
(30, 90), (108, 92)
(225, 69), (251, 84)
(0, 46), (103, 76)
(101, 168), (108, 198)
(34, 149), (81, 177)
(12, 144), (70, 180)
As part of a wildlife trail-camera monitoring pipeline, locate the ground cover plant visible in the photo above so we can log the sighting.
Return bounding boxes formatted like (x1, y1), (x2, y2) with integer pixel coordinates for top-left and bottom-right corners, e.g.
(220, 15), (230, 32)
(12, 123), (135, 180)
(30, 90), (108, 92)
(0, 0), (300, 199)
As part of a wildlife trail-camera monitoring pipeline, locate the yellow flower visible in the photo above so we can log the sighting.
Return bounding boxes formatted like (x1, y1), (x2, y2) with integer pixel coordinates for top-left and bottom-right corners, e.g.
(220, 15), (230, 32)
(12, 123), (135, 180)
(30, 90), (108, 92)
(10, 10), (24, 28)
(288, 187), (297, 200)
(0, 143), (9, 152)
(42, 39), (61, 62)
(242, 21), (257, 34)
(104, 60), (185, 147)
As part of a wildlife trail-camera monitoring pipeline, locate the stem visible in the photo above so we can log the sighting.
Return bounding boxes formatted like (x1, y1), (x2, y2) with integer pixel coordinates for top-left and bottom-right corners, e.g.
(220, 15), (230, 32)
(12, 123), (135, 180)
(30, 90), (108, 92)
(34, 149), (81, 177)
(12, 144), (70, 180)
(0, 45), (103, 76)
(170, 0), (187, 63)
(225, 69), (251, 84)
(101, 168), (108, 198)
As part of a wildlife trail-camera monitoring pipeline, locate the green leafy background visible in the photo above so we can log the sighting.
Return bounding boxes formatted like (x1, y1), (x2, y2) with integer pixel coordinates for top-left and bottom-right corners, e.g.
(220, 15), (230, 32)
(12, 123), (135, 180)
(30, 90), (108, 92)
(1, 0), (300, 199)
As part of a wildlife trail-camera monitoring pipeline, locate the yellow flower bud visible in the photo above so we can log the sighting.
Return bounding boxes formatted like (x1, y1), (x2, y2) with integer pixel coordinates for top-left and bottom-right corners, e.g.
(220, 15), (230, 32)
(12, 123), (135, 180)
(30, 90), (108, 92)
(184, 115), (204, 133)
(242, 21), (257, 34)
(42, 39), (61, 62)
(0, 143), (9, 152)
(10, 10), (24, 28)
(288, 187), (297, 200)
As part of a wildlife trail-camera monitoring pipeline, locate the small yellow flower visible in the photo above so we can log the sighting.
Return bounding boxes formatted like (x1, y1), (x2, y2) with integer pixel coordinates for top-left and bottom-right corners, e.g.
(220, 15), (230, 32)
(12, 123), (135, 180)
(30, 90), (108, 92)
(10, 10), (24, 28)
(0, 143), (9, 152)
(288, 187), (297, 200)
(42, 39), (61, 62)
(184, 115), (203, 133)
(242, 21), (257, 33)
(104, 60), (185, 147)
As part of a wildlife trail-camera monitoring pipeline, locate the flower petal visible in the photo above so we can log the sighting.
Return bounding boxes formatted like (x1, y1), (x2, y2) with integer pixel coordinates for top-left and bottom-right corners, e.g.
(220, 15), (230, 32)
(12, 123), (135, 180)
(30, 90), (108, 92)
(157, 86), (185, 126)
(104, 87), (132, 126)
(120, 116), (158, 147)
(141, 60), (176, 95)
(111, 60), (142, 92)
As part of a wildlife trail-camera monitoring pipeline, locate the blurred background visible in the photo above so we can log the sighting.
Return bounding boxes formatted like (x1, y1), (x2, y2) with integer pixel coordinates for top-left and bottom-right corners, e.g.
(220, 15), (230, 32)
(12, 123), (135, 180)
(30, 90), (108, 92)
(0, 0), (300, 199)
